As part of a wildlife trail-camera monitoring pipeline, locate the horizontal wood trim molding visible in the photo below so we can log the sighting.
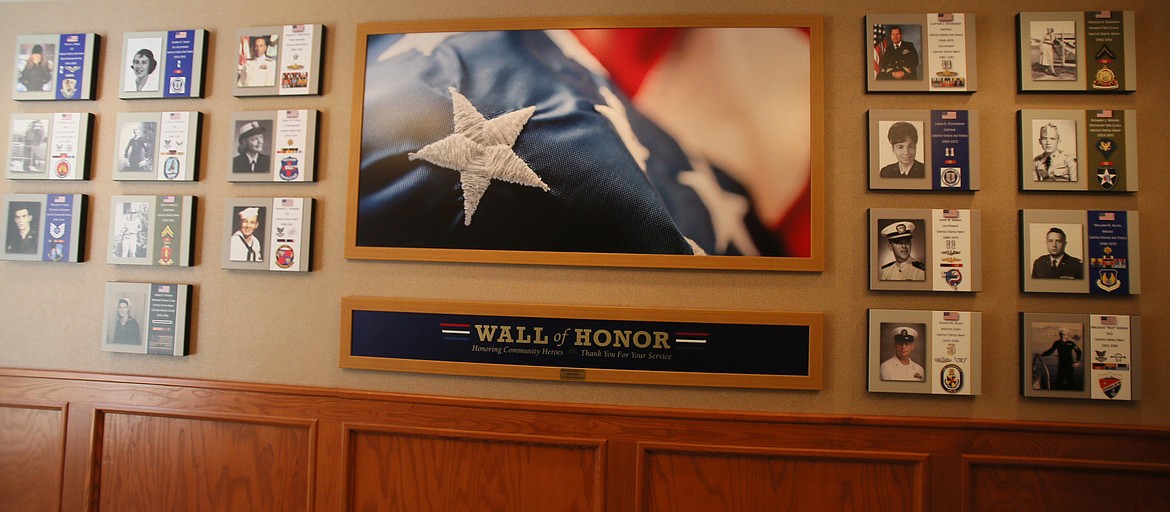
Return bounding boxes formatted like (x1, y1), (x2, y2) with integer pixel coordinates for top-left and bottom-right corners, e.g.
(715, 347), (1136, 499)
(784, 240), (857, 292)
(0, 368), (1166, 511)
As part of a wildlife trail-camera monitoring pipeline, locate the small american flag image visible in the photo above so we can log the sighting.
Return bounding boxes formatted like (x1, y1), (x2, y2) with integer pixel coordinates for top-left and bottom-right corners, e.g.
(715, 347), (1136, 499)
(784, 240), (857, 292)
(1096, 110), (1114, 118)
(872, 25), (887, 76)
(944, 311), (960, 321)
(942, 111), (957, 120)
(943, 209), (960, 218)
(1099, 212), (1116, 221)
(1099, 316), (1117, 325)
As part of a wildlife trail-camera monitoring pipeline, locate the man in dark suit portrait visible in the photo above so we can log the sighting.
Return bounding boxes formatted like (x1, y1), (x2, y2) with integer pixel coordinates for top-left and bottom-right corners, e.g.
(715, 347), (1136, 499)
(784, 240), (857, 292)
(878, 121), (925, 179)
(1031, 227), (1083, 279)
(232, 121), (271, 174)
(878, 26), (919, 80)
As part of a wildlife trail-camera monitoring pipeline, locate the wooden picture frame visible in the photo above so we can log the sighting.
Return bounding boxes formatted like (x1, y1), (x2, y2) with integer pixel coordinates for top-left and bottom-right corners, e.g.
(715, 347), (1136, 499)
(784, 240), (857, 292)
(341, 298), (823, 390)
(346, 16), (824, 271)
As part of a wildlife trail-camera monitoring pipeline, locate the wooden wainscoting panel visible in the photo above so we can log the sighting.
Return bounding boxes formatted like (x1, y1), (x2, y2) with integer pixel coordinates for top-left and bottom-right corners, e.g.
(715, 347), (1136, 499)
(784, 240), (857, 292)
(639, 443), (928, 512)
(0, 400), (67, 512)
(345, 424), (604, 512)
(963, 455), (1170, 512)
(89, 407), (315, 512)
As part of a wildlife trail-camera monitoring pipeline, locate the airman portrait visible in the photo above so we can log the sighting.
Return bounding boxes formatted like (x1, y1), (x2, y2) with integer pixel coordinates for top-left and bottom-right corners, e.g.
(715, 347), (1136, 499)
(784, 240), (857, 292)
(879, 323), (926, 382)
(1029, 225), (1083, 280)
(877, 219), (926, 281)
(1031, 119), (1078, 182)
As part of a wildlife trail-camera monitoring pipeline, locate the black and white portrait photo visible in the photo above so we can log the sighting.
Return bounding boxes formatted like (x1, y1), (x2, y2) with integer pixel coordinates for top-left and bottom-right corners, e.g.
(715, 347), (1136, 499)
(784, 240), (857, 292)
(1029, 21), (1076, 82)
(876, 219), (926, 282)
(118, 121), (156, 173)
(1031, 119), (1078, 182)
(232, 119), (273, 174)
(123, 37), (162, 93)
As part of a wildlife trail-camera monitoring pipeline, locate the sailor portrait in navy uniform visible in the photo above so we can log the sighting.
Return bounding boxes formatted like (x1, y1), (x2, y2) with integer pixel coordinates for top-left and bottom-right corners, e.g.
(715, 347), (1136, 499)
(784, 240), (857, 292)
(878, 26), (920, 80)
(879, 220), (925, 281)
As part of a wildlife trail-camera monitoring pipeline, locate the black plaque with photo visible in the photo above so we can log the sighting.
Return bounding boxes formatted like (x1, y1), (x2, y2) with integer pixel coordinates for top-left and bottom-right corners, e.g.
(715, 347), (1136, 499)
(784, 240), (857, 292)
(1019, 209), (1140, 294)
(1, 193), (86, 262)
(12, 33), (99, 101)
(101, 281), (192, 356)
(1021, 313), (1141, 400)
(868, 309), (981, 395)
(1018, 109), (1137, 192)
(1017, 11), (1136, 93)
(233, 25), (324, 97)
(869, 208), (982, 292)
(869, 110), (979, 191)
(866, 13), (977, 93)
(7, 113), (93, 180)
(120, 29), (208, 99)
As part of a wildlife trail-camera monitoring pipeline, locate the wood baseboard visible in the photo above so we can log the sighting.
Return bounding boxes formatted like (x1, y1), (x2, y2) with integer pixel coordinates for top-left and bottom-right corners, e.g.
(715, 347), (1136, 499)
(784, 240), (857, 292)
(1, 368), (1167, 511)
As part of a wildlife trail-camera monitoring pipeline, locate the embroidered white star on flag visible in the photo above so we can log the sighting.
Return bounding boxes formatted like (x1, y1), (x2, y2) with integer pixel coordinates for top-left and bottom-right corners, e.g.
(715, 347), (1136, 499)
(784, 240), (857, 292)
(678, 156), (759, 256)
(595, 86), (650, 172)
(409, 87), (549, 225)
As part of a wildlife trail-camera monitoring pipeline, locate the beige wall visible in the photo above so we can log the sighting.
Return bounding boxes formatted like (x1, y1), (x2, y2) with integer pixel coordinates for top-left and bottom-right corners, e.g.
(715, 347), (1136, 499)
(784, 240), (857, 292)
(1, 0), (1166, 426)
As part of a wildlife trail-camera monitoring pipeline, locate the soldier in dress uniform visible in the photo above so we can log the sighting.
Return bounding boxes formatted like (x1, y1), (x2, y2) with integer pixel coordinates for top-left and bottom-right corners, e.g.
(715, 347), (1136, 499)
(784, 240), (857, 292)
(879, 220), (925, 281)
(878, 26), (919, 80)
(1033, 123), (1078, 182)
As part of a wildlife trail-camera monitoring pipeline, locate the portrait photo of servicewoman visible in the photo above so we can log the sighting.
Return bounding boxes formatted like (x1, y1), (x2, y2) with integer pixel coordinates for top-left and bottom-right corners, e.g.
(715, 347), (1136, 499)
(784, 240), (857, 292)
(878, 121), (925, 179)
(123, 37), (162, 93)
(232, 120), (273, 174)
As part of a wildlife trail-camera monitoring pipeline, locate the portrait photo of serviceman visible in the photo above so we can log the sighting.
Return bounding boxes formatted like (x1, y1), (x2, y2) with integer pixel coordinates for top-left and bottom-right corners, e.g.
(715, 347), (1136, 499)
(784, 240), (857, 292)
(1032, 121), (1078, 182)
(880, 325), (925, 382)
(232, 120), (272, 174)
(110, 298), (142, 345)
(878, 121), (925, 179)
(230, 206), (264, 262)
(878, 220), (925, 281)
(877, 25), (919, 80)
(237, 35), (277, 88)
(1035, 326), (1083, 391)
(1031, 226), (1083, 280)
(5, 202), (39, 254)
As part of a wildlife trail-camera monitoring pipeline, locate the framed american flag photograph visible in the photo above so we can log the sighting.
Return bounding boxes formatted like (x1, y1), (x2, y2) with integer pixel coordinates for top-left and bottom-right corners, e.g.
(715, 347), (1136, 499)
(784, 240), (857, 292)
(345, 16), (824, 271)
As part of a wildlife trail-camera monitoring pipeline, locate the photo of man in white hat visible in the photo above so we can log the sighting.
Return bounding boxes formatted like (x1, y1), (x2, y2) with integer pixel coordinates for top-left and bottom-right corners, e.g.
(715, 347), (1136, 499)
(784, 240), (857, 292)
(880, 325), (925, 382)
(229, 206), (264, 262)
(878, 220), (925, 281)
